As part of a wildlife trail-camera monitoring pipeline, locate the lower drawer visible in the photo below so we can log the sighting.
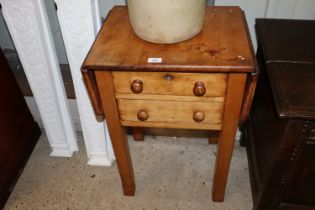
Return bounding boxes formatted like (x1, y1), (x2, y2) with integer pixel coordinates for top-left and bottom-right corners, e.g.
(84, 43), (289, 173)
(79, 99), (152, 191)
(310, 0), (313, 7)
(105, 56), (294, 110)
(117, 99), (224, 130)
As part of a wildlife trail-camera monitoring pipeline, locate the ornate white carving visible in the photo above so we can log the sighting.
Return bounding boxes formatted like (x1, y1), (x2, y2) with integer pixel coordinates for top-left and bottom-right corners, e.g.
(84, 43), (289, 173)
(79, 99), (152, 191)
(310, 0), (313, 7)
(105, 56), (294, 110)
(0, 0), (78, 157)
(54, 0), (115, 166)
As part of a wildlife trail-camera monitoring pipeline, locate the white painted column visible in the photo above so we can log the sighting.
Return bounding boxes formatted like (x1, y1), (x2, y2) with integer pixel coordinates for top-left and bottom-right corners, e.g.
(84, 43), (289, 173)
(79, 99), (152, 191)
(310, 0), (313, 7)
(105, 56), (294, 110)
(0, 0), (78, 157)
(54, 0), (115, 166)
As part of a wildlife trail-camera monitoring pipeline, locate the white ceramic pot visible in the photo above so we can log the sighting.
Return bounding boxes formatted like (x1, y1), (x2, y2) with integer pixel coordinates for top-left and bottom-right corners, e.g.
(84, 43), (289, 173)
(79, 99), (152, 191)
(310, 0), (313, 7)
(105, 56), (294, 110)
(127, 0), (207, 44)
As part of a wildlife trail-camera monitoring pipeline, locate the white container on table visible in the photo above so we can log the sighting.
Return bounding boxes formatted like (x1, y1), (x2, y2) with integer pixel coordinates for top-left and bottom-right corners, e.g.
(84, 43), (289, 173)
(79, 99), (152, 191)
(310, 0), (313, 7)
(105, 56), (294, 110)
(127, 0), (207, 44)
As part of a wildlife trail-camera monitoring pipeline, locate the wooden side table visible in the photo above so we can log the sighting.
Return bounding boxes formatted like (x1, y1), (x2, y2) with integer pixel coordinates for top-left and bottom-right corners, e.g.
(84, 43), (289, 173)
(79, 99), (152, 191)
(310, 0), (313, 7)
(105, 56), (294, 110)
(82, 6), (256, 202)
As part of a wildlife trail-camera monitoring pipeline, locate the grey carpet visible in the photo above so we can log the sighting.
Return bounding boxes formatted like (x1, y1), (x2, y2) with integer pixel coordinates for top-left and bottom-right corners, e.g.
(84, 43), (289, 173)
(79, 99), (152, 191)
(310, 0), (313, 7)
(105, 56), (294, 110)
(4, 132), (252, 210)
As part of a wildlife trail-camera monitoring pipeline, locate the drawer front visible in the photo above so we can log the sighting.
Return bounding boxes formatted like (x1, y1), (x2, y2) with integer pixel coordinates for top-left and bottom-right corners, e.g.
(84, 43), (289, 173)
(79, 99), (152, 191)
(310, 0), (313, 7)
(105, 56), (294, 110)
(112, 72), (227, 97)
(117, 99), (224, 130)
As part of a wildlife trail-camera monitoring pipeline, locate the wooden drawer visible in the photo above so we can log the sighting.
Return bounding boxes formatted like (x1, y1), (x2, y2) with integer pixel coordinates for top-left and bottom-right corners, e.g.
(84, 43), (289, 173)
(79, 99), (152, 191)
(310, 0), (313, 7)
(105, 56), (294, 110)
(112, 72), (227, 98)
(117, 99), (224, 130)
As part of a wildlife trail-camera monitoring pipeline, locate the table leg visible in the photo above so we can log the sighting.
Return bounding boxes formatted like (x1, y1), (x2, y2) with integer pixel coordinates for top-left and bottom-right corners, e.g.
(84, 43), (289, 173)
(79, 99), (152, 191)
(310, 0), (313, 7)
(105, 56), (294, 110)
(95, 71), (135, 196)
(208, 137), (218, 144)
(212, 74), (247, 202)
(132, 127), (145, 141)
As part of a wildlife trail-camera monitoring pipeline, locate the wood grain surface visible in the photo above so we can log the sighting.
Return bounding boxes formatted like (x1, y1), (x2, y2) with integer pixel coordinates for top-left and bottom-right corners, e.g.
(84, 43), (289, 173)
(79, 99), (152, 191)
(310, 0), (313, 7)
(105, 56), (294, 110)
(83, 6), (255, 73)
(117, 99), (223, 130)
(112, 71), (227, 97)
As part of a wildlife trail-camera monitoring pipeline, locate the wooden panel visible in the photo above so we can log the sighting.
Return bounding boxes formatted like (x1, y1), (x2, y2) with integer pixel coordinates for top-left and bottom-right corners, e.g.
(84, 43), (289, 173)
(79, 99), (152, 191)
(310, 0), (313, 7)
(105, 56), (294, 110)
(83, 6), (255, 73)
(82, 69), (105, 121)
(112, 71), (227, 97)
(255, 19), (315, 64)
(128, 127), (216, 138)
(283, 139), (315, 206)
(115, 94), (225, 103)
(277, 203), (315, 210)
(117, 99), (223, 130)
(0, 48), (41, 209)
(245, 18), (315, 209)
(245, 59), (290, 209)
(266, 63), (315, 120)
(121, 120), (221, 130)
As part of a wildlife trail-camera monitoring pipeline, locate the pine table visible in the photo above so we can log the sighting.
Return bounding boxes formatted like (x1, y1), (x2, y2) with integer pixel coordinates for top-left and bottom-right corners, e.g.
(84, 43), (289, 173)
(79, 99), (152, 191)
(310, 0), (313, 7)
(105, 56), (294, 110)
(82, 6), (257, 202)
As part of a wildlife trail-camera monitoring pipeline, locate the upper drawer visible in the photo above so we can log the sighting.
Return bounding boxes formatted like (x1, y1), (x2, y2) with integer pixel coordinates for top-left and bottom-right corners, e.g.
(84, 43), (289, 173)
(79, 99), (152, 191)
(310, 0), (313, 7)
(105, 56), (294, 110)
(112, 72), (227, 97)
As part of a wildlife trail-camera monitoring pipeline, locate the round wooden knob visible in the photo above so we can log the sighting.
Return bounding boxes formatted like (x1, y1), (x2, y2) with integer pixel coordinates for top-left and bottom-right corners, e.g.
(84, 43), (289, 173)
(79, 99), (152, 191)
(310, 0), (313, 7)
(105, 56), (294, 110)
(193, 81), (206, 97)
(193, 111), (205, 122)
(130, 79), (143, 94)
(137, 110), (149, 121)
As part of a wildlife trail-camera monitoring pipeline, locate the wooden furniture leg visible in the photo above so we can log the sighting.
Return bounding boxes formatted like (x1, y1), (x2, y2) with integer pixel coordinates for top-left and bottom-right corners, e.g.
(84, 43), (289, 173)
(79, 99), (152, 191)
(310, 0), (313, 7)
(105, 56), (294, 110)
(212, 74), (247, 202)
(208, 137), (218, 144)
(208, 132), (219, 144)
(132, 127), (145, 141)
(95, 71), (135, 196)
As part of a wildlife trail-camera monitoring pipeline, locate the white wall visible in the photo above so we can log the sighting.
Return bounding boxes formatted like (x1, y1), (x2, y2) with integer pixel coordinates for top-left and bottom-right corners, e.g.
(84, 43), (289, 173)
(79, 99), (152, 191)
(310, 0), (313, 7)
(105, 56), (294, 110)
(266, 0), (315, 19)
(0, 10), (14, 49)
(215, 0), (315, 49)
(100, 0), (125, 17)
(44, 0), (68, 64)
(99, 0), (215, 18)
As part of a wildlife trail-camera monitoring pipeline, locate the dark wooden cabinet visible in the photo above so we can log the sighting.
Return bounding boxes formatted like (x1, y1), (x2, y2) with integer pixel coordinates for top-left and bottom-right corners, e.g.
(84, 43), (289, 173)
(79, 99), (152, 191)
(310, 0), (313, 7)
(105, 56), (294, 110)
(0, 48), (41, 209)
(243, 19), (315, 210)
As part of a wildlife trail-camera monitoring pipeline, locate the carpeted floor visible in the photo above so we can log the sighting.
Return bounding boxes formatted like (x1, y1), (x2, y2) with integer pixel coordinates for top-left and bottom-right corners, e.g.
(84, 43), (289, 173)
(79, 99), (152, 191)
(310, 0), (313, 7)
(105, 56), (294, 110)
(4, 132), (253, 210)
